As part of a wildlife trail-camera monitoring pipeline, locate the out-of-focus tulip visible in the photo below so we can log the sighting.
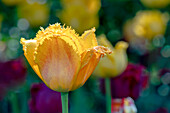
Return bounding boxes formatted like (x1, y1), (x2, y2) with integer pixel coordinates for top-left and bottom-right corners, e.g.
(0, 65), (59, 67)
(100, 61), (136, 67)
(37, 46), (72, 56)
(124, 10), (169, 41)
(140, 0), (170, 8)
(150, 107), (168, 113)
(60, 0), (101, 14)
(1, 0), (22, 6)
(124, 10), (169, 53)
(111, 97), (137, 113)
(58, 5), (99, 33)
(17, 2), (49, 27)
(100, 63), (149, 100)
(29, 83), (62, 113)
(20, 23), (111, 92)
(0, 59), (27, 99)
(93, 34), (128, 77)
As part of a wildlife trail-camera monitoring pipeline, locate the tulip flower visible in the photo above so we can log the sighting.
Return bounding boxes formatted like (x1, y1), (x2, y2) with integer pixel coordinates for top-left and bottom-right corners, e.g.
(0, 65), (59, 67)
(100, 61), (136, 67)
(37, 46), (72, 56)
(94, 34), (128, 78)
(140, 0), (170, 8)
(150, 107), (168, 113)
(29, 83), (62, 113)
(58, 5), (99, 33)
(100, 63), (149, 100)
(111, 97), (137, 113)
(93, 34), (128, 113)
(60, 0), (101, 14)
(20, 23), (111, 113)
(0, 59), (27, 92)
(124, 10), (169, 53)
(17, 2), (49, 27)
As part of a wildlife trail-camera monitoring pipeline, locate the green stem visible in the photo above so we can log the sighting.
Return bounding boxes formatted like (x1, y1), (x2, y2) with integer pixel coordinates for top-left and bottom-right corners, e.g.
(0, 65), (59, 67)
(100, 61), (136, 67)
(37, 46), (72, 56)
(9, 92), (19, 113)
(105, 78), (111, 113)
(61, 92), (69, 113)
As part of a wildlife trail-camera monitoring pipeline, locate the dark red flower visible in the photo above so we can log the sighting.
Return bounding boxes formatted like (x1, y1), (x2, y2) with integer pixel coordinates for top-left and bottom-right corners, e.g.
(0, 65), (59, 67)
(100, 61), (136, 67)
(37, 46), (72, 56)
(29, 83), (62, 113)
(159, 69), (170, 77)
(150, 107), (168, 113)
(0, 58), (27, 99)
(100, 63), (149, 100)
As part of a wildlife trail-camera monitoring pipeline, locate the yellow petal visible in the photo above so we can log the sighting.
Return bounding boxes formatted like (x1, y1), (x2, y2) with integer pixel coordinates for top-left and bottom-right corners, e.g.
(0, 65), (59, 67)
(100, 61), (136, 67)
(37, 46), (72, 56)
(20, 38), (43, 80)
(94, 41), (128, 77)
(71, 46), (112, 90)
(97, 34), (114, 50)
(115, 41), (129, 50)
(79, 28), (98, 52)
(36, 24), (83, 54)
(34, 36), (81, 92)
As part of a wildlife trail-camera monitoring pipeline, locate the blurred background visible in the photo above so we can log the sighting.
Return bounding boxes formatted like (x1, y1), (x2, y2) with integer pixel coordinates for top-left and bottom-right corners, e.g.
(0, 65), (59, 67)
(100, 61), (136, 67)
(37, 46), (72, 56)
(0, 0), (170, 113)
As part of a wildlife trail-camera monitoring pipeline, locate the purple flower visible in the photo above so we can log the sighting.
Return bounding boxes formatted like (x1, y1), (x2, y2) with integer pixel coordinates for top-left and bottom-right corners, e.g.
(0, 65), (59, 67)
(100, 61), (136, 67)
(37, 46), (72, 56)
(29, 83), (62, 113)
(150, 107), (168, 113)
(100, 63), (149, 100)
(0, 58), (27, 99)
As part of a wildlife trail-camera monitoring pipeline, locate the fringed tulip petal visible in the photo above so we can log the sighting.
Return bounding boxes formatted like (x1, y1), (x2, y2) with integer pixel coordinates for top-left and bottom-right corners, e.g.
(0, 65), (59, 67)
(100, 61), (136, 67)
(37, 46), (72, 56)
(71, 46), (111, 90)
(79, 28), (98, 52)
(20, 38), (42, 80)
(35, 36), (81, 92)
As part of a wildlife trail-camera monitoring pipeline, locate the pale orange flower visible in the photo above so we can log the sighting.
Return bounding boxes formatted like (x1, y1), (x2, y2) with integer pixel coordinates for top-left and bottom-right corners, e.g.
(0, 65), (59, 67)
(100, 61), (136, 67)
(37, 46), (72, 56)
(20, 23), (111, 92)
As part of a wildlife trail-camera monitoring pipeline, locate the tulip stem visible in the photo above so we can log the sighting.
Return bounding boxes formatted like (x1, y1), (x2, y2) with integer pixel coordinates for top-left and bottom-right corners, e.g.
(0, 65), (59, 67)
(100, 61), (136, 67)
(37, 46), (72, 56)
(61, 92), (69, 113)
(105, 78), (111, 113)
(9, 92), (19, 113)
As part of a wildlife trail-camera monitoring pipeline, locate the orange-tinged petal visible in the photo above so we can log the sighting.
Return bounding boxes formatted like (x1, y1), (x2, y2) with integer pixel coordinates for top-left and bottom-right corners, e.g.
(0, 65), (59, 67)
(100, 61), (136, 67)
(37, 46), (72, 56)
(20, 38), (43, 80)
(71, 46), (111, 90)
(34, 36), (81, 92)
(79, 28), (98, 52)
(36, 24), (83, 54)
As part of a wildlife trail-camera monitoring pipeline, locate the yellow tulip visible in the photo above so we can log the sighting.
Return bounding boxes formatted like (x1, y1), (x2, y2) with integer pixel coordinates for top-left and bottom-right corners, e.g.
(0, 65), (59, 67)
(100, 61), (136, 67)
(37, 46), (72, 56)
(58, 5), (99, 33)
(17, 2), (49, 27)
(124, 10), (169, 41)
(93, 35), (128, 78)
(140, 0), (170, 8)
(60, 0), (101, 14)
(20, 23), (111, 92)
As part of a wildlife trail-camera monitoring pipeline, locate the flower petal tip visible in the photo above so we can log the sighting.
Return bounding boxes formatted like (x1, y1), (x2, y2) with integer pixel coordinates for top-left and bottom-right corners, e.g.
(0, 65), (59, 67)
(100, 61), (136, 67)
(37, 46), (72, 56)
(93, 46), (112, 57)
(115, 41), (129, 49)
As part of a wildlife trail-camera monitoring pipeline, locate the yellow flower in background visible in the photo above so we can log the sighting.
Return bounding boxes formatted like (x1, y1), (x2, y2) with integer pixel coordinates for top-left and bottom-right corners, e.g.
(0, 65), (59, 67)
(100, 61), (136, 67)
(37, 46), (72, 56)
(124, 10), (169, 41)
(1, 0), (22, 6)
(133, 10), (169, 40)
(20, 23), (111, 92)
(59, 5), (99, 33)
(60, 0), (101, 14)
(93, 35), (128, 78)
(17, 2), (49, 27)
(140, 0), (170, 8)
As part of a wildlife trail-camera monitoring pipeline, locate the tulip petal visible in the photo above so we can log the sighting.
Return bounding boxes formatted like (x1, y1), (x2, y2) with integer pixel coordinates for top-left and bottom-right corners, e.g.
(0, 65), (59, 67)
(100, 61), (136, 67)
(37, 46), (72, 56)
(34, 36), (81, 92)
(36, 24), (83, 54)
(71, 46), (112, 90)
(79, 28), (98, 52)
(20, 38), (42, 80)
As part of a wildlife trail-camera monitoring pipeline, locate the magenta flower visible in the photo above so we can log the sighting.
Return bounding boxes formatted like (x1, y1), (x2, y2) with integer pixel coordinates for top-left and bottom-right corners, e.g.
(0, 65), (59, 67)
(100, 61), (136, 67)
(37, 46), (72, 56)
(29, 83), (62, 113)
(0, 59), (27, 99)
(150, 107), (168, 113)
(100, 63), (149, 100)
